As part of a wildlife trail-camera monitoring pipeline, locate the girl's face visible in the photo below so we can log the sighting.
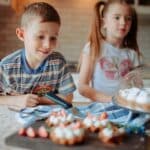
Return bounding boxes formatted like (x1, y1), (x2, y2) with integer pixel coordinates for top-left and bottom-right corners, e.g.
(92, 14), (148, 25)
(103, 3), (132, 43)
(21, 18), (60, 67)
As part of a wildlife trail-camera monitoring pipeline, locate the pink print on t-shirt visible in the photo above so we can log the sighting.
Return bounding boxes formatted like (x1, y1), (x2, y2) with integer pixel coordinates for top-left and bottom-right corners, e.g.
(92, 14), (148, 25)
(99, 57), (132, 80)
(119, 59), (132, 76)
(100, 57), (118, 80)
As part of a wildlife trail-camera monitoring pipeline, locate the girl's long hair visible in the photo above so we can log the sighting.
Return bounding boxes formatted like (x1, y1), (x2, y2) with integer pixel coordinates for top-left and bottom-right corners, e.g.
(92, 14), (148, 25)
(78, 0), (141, 72)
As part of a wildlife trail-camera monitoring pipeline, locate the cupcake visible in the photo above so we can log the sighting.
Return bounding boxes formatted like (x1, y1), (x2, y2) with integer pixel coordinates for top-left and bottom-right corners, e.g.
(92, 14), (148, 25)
(45, 109), (75, 127)
(82, 112), (109, 132)
(50, 121), (85, 145)
(98, 123), (125, 144)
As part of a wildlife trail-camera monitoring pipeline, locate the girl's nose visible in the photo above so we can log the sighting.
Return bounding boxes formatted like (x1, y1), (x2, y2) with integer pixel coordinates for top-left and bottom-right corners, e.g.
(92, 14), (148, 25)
(120, 17), (126, 25)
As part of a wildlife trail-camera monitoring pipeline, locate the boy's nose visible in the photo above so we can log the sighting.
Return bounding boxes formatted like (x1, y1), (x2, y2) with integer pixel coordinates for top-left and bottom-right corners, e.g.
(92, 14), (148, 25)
(43, 40), (51, 49)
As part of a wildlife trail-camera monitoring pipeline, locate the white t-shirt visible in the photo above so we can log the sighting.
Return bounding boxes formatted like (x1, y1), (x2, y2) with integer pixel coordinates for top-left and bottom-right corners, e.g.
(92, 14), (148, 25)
(83, 41), (140, 96)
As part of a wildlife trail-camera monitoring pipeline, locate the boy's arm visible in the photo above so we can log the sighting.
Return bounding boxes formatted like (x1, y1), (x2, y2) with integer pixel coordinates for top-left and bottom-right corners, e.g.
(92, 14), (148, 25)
(0, 94), (40, 110)
(57, 93), (73, 103)
(39, 93), (73, 105)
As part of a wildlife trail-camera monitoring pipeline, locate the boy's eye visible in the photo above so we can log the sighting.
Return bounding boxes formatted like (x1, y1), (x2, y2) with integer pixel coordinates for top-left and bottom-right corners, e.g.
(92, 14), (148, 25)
(50, 36), (57, 41)
(38, 35), (44, 40)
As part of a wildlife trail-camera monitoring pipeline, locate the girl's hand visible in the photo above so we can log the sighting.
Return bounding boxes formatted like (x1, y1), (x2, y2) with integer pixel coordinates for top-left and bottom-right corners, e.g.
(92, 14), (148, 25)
(124, 69), (143, 88)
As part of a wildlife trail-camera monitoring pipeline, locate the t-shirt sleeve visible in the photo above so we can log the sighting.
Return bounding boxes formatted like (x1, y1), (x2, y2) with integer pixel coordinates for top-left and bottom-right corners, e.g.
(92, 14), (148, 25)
(129, 50), (142, 67)
(83, 42), (91, 54)
(57, 58), (76, 95)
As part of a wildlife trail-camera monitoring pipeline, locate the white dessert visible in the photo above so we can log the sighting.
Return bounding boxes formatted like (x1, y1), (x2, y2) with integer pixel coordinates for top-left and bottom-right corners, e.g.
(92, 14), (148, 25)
(119, 87), (140, 101)
(136, 90), (150, 104)
(50, 121), (85, 145)
(118, 87), (150, 111)
(98, 124), (125, 144)
(46, 109), (74, 126)
(83, 113), (109, 132)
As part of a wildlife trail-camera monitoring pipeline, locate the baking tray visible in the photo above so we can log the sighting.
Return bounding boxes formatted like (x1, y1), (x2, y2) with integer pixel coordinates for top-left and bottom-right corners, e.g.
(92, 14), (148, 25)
(5, 120), (148, 150)
(112, 96), (150, 114)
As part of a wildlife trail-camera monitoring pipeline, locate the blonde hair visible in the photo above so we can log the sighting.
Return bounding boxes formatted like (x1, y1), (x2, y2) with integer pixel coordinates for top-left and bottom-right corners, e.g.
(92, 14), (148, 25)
(21, 2), (61, 27)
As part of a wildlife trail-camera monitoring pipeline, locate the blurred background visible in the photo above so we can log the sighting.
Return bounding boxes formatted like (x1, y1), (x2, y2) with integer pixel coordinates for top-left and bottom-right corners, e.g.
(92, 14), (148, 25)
(0, 0), (150, 66)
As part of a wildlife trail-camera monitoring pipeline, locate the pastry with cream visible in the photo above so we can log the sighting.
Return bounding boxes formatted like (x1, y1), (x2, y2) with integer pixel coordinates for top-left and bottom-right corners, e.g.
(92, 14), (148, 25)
(46, 109), (75, 127)
(50, 121), (85, 145)
(98, 123), (125, 144)
(82, 112), (109, 132)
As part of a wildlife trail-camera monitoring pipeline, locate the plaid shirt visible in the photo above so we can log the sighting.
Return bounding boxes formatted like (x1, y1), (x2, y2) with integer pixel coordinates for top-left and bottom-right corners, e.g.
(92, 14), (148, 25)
(0, 49), (76, 95)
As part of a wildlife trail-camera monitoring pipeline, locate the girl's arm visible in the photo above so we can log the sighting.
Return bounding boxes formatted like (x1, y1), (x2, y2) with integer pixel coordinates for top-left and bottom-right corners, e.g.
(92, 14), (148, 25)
(78, 52), (112, 102)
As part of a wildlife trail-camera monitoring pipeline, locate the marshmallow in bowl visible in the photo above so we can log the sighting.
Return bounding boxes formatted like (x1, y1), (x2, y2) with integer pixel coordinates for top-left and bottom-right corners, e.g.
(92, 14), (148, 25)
(118, 87), (150, 112)
(119, 89), (130, 98)
(119, 87), (140, 101)
(136, 90), (150, 104)
(126, 88), (140, 101)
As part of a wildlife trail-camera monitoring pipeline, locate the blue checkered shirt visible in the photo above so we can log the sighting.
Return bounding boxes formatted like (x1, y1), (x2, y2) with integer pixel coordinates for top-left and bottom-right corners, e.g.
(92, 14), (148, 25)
(0, 49), (76, 95)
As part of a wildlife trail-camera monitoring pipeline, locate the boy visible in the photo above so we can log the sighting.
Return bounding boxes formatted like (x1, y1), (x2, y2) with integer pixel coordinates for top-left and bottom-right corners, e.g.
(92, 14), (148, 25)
(0, 2), (76, 110)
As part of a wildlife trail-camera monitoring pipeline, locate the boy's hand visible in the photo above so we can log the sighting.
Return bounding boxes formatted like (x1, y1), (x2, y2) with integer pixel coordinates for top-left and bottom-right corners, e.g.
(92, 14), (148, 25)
(16, 94), (40, 109)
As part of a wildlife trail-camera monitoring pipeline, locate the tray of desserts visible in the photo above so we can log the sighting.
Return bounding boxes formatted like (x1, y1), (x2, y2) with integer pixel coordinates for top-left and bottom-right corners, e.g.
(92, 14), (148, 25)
(112, 87), (150, 114)
(5, 109), (147, 150)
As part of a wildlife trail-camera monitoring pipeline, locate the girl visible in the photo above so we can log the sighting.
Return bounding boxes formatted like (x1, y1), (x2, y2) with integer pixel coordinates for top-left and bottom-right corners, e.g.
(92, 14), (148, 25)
(78, 0), (142, 102)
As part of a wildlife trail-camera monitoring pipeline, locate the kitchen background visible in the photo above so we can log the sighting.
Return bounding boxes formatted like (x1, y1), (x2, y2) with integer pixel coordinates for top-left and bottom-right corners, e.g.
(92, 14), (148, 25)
(0, 0), (150, 67)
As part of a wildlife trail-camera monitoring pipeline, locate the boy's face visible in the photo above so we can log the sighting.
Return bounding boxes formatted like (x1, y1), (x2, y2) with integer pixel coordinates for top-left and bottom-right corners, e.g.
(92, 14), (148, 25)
(18, 18), (60, 64)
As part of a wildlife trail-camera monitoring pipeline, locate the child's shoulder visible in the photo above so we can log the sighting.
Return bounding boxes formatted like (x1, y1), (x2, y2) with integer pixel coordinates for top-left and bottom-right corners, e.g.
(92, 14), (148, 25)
(48, 51), (67, 63)
(1, 49), (22, 65)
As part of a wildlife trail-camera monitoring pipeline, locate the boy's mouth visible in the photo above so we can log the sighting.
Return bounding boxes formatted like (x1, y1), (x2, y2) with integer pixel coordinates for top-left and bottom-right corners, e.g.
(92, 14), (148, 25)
(38, 50), (50, 55)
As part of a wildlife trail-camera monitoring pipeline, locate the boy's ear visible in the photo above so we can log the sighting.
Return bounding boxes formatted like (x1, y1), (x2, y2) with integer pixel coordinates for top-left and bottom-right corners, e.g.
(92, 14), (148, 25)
(16, 27), (24, 41)
(102, 18), (106, 29)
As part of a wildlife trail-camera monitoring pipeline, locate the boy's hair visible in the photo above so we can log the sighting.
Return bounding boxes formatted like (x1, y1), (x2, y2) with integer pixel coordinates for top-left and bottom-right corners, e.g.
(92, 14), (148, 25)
(21, 2), (61, 27)
(88, 0), (141, 68)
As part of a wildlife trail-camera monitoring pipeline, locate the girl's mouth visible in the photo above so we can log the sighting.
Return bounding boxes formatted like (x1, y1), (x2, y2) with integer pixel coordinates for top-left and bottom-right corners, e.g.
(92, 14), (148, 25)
(119, 29), (126, 33)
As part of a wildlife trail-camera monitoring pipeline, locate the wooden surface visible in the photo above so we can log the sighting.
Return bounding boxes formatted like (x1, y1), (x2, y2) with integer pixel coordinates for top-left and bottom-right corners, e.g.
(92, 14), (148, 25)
(5, 120), (150, 150)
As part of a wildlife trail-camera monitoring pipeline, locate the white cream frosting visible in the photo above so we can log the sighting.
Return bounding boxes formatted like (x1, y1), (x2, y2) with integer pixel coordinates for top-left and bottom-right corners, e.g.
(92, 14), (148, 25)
(118, 127), (125, 134)
(83, 118), (93, 127)
(102, 127), (125, 137)
(73, 128), (84, 136)
(136, 90), (150, 104)
(120, 88), (140, 101)
(119, 89), (130, 98)
(126, 88), (140, 101)
(54, 128), (64, 138)
(102, 128), (113, 137)
(64, 128), (74, 139)
(48, 112), (74, 125)
(93, 120), (101, 127)
(83, 117), (109, 128)
(100, 119), (109, 126)
(53, 124), (84, 139)
(120, 87), (150, 104)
